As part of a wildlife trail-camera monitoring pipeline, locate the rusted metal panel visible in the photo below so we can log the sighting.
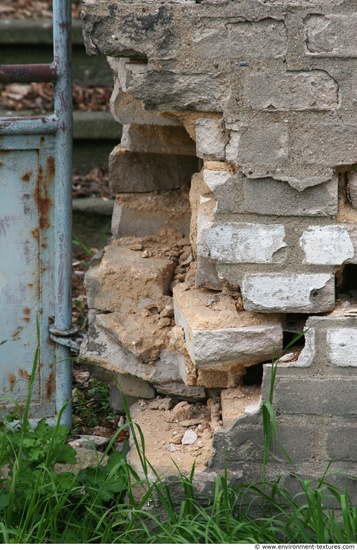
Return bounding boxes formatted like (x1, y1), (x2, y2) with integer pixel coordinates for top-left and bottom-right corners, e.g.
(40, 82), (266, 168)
(0, 0), (73, 426)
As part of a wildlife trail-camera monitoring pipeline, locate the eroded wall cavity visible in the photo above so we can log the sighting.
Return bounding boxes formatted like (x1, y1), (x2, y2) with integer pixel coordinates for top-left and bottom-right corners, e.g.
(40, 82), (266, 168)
(80, 0), (357, 486)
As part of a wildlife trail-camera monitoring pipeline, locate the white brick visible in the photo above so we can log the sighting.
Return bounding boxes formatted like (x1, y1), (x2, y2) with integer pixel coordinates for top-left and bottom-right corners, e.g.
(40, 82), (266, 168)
(242, 273), (334, 313)
(300, 226), (354, 265)
(195, 118), (227, 160)
(202, 223), (287, 264)
(327, 329), (357, 367)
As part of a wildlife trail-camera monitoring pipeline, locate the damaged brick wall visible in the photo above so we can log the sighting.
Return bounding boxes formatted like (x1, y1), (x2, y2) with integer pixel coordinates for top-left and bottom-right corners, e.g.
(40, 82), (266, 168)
(79, 0), (357, 487)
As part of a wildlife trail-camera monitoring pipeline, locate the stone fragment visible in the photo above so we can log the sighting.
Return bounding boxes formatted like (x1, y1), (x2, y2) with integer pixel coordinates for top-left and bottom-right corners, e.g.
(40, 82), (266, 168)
(165, 401), (193, 423)
(84, 242), (175, 312)
(195, 118), (227, 161)
(300, 226), (354, 265)
(154, 382), (206, 400)
(201, 222), (287, 264)
(242, 273), (334, 313)
(182, 430), (198, 445)
(111, 189), (191, 239)
(167, 443), (177, 452)
(109, 145), (199, 193)
(173, 284), (283, 367)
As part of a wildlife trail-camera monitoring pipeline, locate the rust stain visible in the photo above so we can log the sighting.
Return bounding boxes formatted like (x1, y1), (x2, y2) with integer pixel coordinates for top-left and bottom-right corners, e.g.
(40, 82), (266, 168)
(46, 370), (55, 399)
(0, 162), (3, 168)
(47, 156), (55, 178)
(34, 165), (52, 230)
(21, 171), (33, 183)
(22, 307), (30, 323)
(8, 374), (16, 392)
(18, 369), (30, 381)
(31, 227), (40, 240)
(40, 136), (45, 144)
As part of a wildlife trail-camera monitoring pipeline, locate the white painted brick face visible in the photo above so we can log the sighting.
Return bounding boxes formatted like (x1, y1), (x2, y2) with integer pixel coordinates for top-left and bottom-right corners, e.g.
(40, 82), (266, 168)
(242, 273), (334, 312)
(300, 225), (354, 265)
(202, 223), (287, 264)
(327, 329), (357, 367)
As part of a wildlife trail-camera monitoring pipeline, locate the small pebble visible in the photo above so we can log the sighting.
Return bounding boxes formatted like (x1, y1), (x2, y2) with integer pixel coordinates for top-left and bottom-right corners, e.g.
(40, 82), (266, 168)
(167, 444), (177, 452)
(182, 429), (198, 445)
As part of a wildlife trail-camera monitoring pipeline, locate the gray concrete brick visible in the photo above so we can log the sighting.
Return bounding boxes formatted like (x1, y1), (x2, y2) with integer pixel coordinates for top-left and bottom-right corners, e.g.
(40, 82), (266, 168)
(326, 424), (357, 461)
(226, 121), (289, 170)
(306, 14), (357, 57)
(274, 378), (357, 416)
(243, 71), (338, 111)
(243, 175), (338, 217)
(109, 145), (199, 193)
(111, 190), (191, 238)
(120, 123), (196, 156)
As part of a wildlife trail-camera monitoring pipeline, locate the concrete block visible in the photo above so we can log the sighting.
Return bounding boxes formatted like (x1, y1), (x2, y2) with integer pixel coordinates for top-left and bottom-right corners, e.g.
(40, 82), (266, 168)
(327, 328), (357, 367)
(300, 226), (354, 265)
(173, 284), (283, 367)
(203, 169), (244, 214)
(243, 71), (338, 111)
(195, 118), (227, 161)
(326, 424), (357, 461)
(226, 121), (289, 172)
(109, 145), (199, 193)
(111, 190), (191, 238)
(306, 14), (357, 57)
(274, 377), (357, 416)
(192, 19), (287, 61)
(120, 123), (196, 156)
(242, 273), (335, 313)
(243, 175), (338, 217)
(211, 414), (265, 468)
(84, 243), (175, 312)
(109, 86), (181, 127)
(201, 222), (287, 264)
(221, 387), (261, 428)
(292, 117), (357, 168)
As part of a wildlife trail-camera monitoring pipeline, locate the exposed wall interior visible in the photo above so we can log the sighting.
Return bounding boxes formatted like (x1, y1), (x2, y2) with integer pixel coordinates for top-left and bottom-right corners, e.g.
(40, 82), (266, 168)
(79, 0), (357, 488)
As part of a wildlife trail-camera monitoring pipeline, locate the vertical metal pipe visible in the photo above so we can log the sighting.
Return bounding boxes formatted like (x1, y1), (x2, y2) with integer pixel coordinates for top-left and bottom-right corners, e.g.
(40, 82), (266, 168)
(53, 0), (73, 426)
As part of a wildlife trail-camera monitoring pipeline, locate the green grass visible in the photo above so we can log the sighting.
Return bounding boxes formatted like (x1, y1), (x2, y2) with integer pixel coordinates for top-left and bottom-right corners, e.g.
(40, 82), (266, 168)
(0, 336), (356, 543)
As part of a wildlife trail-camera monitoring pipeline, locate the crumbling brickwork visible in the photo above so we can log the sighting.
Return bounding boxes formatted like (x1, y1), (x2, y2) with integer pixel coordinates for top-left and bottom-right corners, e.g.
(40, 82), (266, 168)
(80, 0), (357, 486)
